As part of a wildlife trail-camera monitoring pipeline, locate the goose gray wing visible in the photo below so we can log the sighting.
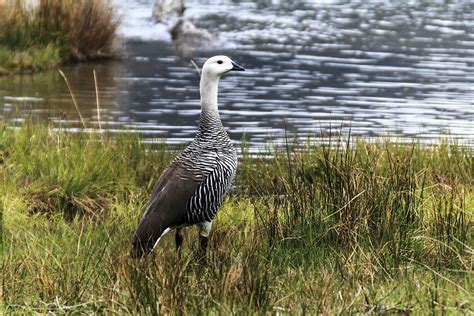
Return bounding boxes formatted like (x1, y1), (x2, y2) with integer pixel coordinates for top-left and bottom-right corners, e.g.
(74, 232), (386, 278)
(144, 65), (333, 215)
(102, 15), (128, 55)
(131, 163), (200, 257)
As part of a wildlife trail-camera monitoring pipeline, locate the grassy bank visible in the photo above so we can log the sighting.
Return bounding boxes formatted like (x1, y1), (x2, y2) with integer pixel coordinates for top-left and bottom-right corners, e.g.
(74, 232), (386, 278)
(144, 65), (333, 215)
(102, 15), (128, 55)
(1, 123), (472, 313)
(0, 0), (119, 75)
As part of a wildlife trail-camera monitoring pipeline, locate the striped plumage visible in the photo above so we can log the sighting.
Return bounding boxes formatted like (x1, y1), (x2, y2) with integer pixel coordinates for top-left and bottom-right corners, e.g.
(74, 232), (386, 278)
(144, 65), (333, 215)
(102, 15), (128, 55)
(131, 56), (244, 258)
(174, 110), (237, 224)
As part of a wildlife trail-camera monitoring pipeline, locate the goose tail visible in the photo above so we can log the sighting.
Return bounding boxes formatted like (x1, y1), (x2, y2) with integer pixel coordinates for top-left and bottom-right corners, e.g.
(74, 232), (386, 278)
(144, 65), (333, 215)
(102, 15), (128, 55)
(130, 219), (170, 258)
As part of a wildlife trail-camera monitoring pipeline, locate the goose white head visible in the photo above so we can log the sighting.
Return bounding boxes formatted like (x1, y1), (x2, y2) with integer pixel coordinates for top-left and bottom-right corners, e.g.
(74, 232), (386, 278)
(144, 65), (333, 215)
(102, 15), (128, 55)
(200, 55), (245, 111)
(202, 55), (245, 78)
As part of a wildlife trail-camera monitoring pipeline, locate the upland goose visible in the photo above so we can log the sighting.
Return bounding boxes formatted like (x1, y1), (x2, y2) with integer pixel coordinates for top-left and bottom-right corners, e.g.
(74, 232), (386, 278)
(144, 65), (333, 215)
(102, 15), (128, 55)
(131, 55), (245, 258)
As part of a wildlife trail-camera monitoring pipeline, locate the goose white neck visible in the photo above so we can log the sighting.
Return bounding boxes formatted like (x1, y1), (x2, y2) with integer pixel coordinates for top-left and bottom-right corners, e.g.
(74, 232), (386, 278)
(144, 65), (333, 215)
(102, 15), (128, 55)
(200, 72), (220, 114)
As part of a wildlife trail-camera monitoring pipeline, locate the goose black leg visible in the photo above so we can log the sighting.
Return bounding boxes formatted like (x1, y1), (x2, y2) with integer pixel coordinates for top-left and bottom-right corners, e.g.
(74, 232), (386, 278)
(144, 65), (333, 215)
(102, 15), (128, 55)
(175, 228), (184, 251)
(199, 235), (208, 252)
(197, 221), (212, 265)
(198, 235), (208, 266)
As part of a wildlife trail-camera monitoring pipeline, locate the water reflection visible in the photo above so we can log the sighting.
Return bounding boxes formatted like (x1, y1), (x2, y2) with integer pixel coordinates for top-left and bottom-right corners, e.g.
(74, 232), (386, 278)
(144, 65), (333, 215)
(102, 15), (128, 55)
(0, 0), (473, 148)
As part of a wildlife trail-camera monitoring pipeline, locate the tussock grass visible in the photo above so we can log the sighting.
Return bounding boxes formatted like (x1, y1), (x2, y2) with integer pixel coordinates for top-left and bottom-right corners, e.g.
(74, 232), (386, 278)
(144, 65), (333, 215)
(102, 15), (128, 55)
(1, 124), (171, 219)
(1, 123), (472, 313)
(0, 0), (119, 74)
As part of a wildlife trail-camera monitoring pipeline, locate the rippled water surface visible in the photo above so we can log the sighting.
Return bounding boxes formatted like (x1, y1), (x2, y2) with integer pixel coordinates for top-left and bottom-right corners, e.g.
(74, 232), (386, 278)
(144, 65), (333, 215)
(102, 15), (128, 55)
(1, 0), (473, 148)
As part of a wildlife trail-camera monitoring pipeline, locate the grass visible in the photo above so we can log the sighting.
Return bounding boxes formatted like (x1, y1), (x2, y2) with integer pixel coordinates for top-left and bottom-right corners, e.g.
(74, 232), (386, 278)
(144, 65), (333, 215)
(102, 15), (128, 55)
(1, 122), (472, 313)
(0, 0), (119, 75)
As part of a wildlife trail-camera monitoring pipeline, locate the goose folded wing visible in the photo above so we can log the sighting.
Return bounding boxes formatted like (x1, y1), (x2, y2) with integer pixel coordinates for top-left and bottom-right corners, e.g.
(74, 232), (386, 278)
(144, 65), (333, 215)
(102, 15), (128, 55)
(131, 164), (201, 257)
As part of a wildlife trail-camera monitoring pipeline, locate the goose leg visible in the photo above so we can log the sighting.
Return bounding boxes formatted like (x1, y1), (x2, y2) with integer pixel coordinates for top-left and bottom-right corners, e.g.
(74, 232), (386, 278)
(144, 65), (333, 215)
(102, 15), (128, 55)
(175, 228), (184, 251)
(198, 221), (212, 251)
(199, 235), (208, 252)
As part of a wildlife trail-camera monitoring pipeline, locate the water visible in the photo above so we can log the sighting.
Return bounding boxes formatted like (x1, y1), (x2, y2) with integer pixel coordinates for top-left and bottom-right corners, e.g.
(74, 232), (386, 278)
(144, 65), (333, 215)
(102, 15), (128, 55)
(1, 0), (473, 149)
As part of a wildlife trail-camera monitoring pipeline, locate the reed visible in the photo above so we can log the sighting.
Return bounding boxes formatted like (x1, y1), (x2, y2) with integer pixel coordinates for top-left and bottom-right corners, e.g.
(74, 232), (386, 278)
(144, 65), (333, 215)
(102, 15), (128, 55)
(1, 123), (472, 313)
(0, 0), (119, 74)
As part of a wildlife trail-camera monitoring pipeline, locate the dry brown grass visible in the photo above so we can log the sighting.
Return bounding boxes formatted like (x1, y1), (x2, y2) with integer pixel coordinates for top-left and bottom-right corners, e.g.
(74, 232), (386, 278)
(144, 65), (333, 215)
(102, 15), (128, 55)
(35, 0), (120, 60)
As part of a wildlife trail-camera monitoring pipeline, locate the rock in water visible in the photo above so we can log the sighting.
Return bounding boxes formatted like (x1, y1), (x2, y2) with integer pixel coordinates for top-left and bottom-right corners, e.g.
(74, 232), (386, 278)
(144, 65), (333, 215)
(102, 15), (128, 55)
(170, 18), (214, 56)
(152, 0), (185, 23)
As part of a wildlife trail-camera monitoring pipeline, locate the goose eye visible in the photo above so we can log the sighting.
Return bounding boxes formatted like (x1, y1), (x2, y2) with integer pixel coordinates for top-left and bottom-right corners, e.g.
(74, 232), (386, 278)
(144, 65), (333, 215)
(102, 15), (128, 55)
(217, 60), (223, 64)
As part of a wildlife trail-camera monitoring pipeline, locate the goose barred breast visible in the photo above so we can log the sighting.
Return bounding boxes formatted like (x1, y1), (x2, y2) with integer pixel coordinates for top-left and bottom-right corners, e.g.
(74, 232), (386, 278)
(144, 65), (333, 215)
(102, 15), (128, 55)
(171, 110), (237, 224)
